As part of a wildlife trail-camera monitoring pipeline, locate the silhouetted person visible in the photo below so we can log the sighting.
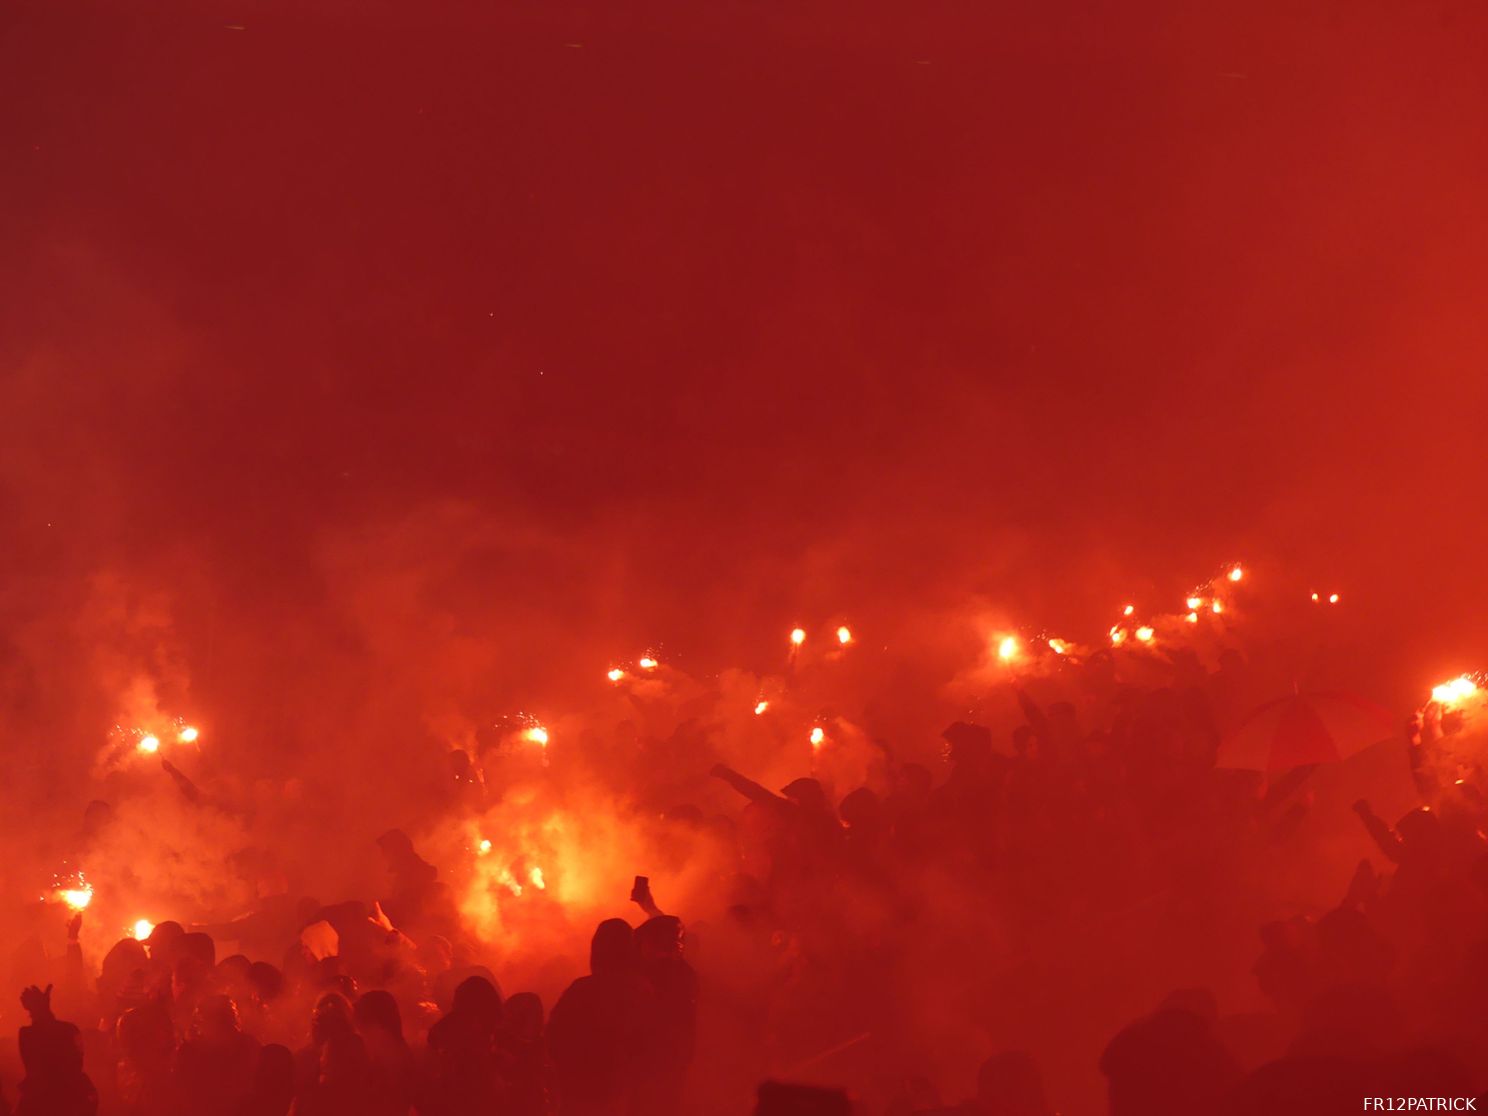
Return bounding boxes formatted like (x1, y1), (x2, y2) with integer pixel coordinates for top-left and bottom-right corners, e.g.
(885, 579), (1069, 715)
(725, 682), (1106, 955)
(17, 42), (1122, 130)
(425, 975), (503, 1116)
(501, 992), (552, 1116)
(115, 998), (175, 1115)
(548, 919), (658, 1116)
(354, 990), (417, 1116)
(376, 829), (439, 931)
(15, 984), (98, 1116)
(173, 994), (261, 1115)
(1100, 1007), (1239, 1116)
(294, 993), (356, 1097)
(292, 1031), (377, 1116)
(634, 916), (697, 1116)
(240, 1044), (294, 1116)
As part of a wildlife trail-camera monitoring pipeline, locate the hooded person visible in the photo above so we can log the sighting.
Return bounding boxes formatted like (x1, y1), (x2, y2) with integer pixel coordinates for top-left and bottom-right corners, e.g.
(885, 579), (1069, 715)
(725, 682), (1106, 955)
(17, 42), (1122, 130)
(547, 919), (659, 1116)
(424, 975), (504, 1116)
(633, 916), (697, 1116)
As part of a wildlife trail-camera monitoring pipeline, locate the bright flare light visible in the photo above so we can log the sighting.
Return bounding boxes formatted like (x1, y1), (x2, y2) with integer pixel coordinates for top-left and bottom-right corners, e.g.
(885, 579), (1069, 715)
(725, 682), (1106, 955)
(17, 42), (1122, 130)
(1110, 627), (1127, 646)
(1048, 638), (1069, 655)
(176, 726), (199, 744)
(1186, 597), (1202, 609)
(1122, 604), (1135, 617)
(1228, 565), (1243, 582)
(1329, 593), (1339, 604)
(810, 726), (825, 747)
(1135, 627), (1155, 643)
(607, 668), (625, 682)
(754, 700), (769, 715)
(132, 919), (155, 940)
(790, 628), (806, 646)
(1432, 676), (1478, 706)
(58, 885), (93, 912)
(836, 626), (852, 645)
(1185, 612), (1198, 623)
(524, 726), (549, 747)
(1211, 600), (1224, 614)
(137, 734), (160, 755)
(1311, 592), (1320, 602)
(478, 839), (493, 855)
(997, 636), (1018, 661)
(529, 867), (546, 890)
(638, 657), (658, 670)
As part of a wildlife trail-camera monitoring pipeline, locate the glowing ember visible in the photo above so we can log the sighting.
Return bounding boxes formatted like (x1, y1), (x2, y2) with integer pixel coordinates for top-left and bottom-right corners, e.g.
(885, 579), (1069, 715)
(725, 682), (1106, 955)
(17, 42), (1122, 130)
(1048, 638), (1069, 655)
(131, 919), (154, 940)
(1211, 600), (1224, 614)
(810, 726), (825, 747)
(1122, 604), (1135, 617)
(754, 700), (769, 715)
(528, 866), (546, 890)
(1186, 597), (1202, 609)
(176, 726), (199, 744)
(1185, 612), (1198, 623)
(478, 839), (493, 855)
(997, 636), (1018, 661)
(1329, 593), (1339, 604)
(1135, 626), (1155, 643)
(607, 668), (625, 682)
(836, 625), (852, 645)
(1228, 565), (1243, 582)
(790, 627), (806, 646)
(638, 657), (658, 670)
(137, 734), (160, 754)
(1432, 676), (1478, 706)
(524, 726), (549, 747)
(1311, 592), (1320, 602)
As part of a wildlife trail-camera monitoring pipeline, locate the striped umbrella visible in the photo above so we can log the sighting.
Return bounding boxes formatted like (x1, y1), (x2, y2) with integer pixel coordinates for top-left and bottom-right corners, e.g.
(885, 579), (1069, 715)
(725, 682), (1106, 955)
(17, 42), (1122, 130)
(1217, 691), (1397, 772)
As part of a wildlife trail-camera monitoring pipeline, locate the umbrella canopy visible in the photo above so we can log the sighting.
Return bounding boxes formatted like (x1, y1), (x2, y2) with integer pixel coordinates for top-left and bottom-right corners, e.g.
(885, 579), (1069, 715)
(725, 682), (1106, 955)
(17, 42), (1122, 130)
(1218, 691), (1397, 772)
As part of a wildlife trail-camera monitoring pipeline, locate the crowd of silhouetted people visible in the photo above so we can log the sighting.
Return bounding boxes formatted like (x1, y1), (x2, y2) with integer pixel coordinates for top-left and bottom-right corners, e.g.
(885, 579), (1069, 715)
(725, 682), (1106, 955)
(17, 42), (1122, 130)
(7, 645), (1488, 1114)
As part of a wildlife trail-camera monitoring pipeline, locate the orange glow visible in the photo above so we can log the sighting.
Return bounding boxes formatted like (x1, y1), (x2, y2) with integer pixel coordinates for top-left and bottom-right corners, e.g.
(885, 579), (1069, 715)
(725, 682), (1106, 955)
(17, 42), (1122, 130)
(997, 636), (1018, 661)
(789, 628), (806, 646)
(836, 625), (852, 645)
(1228, 565), (1243, 582)
(606, 668), (625, 682)
(1048, 638), (1069, 655)
(58, 885), (92, 912)
(524, 726), (549, 747)
(638, 657), (658, 670)
(137, 734), (160, 754)
(754, 700), (769, 715)
(528, 866), (546, 890)
(132, 919), (155, 940)
(1432, 676), (1478, 706)
(176, 726), (199, 744)
(1135, 626), (1155, 643)
(810, 726), (825, 747)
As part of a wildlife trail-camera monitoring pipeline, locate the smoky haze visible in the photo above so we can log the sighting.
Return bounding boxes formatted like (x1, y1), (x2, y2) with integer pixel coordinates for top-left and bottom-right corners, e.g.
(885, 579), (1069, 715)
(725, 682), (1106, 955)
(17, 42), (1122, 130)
(2, 1), (1488, 1108)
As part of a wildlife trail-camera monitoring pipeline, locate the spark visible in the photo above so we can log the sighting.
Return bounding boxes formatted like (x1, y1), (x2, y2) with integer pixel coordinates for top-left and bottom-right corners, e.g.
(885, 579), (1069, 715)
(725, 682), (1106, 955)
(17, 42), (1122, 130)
(638, 657), (658, 670)
(810, 726), (825, 747)
(997, 636), (1018, 661)
(529, 867), (546, 890)
(836, 625), (852, 645)
(1228, 565), (1243, 582)
(137, 734), (160, 754)
(1432, 676), (1478, 706)
(607, 668), (625, 682)
(754, 700), (769, 715)
(176, 726), (199, 744)
(58, 883), (93, 911)
(790, 628), (806, 646)
(524, 726), (549, 747)
(1135, 627), (1155, 643)
(132, 919), (154, 940)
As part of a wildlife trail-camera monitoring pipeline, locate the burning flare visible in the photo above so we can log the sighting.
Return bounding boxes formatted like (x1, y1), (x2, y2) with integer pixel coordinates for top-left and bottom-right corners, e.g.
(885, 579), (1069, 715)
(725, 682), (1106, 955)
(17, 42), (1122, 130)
(177, 726), (199, 744)
(1048, 638), (1069, 655)
(132, 919), (155, 941)
(1432, 676), (1478, 707)
(810, 726), (825, 748)
(997, 636), (1018, 661)
(606, 668), (625, 682)
(790, 628), (806, 647)
(638, 657), (658, 671)
(524, 726), (549, 747)
(1135, 627), (1155, 643)
(754, 700), (769, 715)
(836, 625), (852, 645)
(1228, 565), (1244, 582)
(137, 734), (160, 755)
